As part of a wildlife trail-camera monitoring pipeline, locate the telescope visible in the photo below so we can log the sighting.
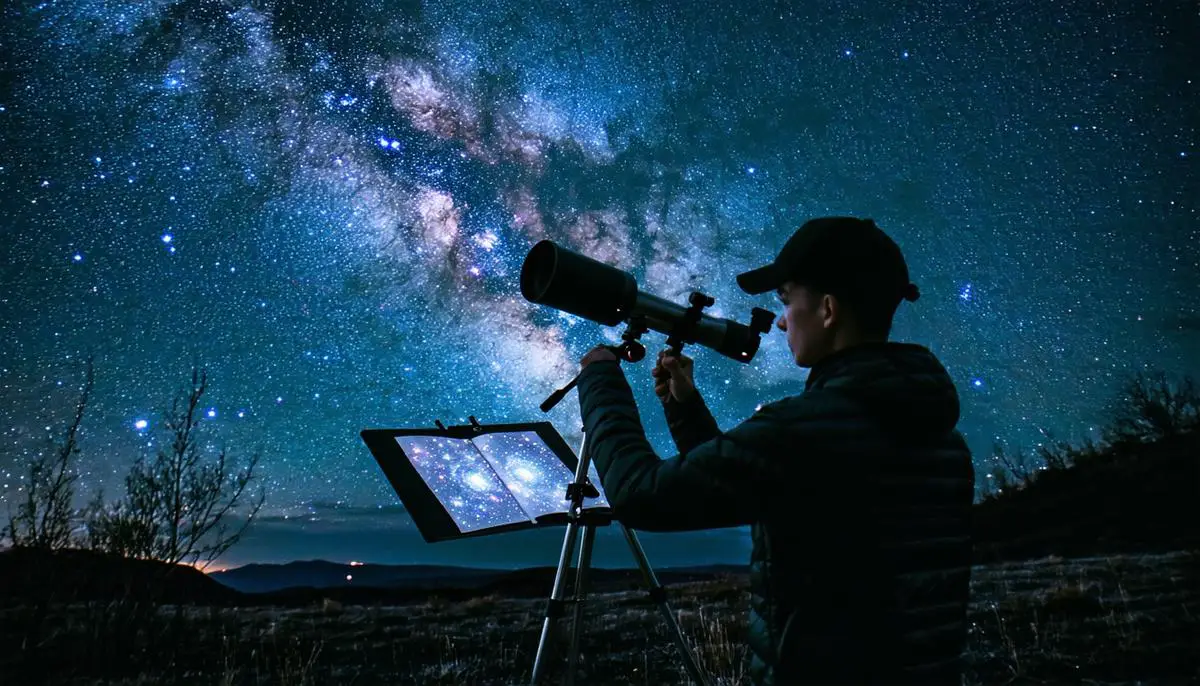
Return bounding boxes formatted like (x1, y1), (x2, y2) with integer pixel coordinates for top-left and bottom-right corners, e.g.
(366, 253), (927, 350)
(520, 240), (775, 364)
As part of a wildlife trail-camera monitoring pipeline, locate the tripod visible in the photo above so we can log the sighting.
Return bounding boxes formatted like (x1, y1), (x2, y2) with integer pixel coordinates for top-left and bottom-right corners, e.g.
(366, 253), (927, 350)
(525, 314), (710, 686)
(529, 430), (710, 686)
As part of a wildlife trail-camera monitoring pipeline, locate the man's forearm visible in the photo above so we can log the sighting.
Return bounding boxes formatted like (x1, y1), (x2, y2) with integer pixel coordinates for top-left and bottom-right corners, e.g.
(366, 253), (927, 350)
(663, 391), (720, 455)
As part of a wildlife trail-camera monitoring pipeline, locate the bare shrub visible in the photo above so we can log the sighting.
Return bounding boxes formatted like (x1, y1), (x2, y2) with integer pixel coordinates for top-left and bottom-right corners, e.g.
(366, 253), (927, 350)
(1108, 372), (1200, 444)
(5, 357), (94, 550)
(85, 366), (265, 569)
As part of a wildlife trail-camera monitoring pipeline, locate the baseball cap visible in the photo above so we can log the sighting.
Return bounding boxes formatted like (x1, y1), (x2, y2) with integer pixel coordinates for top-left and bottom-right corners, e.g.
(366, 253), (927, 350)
(736, 217), (921, 306)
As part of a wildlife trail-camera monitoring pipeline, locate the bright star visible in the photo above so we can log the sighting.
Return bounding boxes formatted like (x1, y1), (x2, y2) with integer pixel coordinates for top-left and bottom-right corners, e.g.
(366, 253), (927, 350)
(162, 233), (172, 243)
(134, 419), (148, 430)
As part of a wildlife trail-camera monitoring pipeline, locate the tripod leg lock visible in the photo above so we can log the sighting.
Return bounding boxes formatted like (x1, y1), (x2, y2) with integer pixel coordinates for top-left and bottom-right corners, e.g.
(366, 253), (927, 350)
(565, 480), (600, 500)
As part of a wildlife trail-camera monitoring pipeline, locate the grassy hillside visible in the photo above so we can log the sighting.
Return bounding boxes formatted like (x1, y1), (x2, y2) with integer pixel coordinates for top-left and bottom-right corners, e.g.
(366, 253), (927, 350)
(973, 429), (1199, 562)
(1, 551), (1195, 685)
(973, 371), (1199, 562)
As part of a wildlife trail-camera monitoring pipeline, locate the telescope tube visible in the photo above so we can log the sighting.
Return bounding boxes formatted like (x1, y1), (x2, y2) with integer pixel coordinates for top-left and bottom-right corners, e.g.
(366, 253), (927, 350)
(520, 240), (771, 363)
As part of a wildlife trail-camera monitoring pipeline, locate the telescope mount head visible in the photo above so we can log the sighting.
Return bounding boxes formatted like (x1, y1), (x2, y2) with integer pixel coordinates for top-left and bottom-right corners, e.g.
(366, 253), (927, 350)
(614, 316), (649, 363)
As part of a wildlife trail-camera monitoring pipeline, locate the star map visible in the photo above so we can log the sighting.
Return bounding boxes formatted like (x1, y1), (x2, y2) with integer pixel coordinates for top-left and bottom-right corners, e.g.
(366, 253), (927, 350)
(396, 430), (609, 534)
(0, 0), (1196, 568)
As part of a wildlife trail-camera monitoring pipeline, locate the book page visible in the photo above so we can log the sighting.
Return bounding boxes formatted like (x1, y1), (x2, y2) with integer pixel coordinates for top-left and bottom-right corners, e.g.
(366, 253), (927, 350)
(395, 435), (533, 531)
(470, 430), (610, 518)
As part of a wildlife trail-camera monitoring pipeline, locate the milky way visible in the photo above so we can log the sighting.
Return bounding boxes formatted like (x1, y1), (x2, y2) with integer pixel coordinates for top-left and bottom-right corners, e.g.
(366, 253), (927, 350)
(1, 0), (1196, 567)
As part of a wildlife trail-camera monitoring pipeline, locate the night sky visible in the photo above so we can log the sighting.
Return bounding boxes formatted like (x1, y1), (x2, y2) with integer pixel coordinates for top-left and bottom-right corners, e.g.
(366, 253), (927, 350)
(1, 1), (1196, 570)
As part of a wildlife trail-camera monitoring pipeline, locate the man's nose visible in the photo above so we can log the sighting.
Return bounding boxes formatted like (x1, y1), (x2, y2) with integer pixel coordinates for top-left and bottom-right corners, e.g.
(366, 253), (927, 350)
(776, 316), (786, 332)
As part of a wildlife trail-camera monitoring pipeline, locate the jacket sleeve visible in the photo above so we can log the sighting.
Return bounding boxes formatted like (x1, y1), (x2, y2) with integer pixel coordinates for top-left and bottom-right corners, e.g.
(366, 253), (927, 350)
(576, 360), (780, 532)
(662, 391), (721, 455)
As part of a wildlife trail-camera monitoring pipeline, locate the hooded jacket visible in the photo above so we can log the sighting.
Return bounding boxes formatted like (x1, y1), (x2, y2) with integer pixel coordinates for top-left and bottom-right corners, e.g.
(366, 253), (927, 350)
(576, 342), (974, 685)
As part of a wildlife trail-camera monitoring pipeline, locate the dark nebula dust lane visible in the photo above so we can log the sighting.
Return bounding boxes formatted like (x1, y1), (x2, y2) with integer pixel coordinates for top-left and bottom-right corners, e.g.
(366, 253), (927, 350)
(1, 0), (1196, 567)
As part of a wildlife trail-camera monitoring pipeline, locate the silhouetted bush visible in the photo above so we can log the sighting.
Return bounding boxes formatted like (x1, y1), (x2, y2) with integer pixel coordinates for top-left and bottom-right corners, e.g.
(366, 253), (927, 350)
(1107, 372), (1200, 444)
(85, 366), (265, 569)
(3, 357), (93, 551)
(1, 363), (267, 684)
(978, 370), (1198, 501)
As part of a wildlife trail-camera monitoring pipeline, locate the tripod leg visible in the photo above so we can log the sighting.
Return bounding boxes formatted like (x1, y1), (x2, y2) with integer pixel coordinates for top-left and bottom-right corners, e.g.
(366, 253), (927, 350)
(565, 523), (597, 686)
(620, 523), (711, 686)
(531, 520), (581, 685)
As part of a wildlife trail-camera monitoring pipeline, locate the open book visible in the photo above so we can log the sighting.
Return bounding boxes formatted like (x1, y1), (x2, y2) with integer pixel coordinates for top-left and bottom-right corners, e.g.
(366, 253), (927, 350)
(393, 430), (610, 535)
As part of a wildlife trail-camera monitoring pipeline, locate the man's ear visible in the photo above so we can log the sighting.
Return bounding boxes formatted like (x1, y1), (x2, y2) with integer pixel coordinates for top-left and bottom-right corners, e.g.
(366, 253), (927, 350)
(820, 293), (839, 329)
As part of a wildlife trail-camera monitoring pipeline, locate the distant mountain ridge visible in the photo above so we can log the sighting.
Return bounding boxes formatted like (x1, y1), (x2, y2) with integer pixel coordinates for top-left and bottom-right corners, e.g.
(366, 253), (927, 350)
(209, 559), (748, 594)
(210, 560), (512, 593)
(0, 548), (238, 605)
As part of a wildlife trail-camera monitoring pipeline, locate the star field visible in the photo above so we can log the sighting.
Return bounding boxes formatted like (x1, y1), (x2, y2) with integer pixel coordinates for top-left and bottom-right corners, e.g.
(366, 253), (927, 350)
(0, 0), (1196, 567)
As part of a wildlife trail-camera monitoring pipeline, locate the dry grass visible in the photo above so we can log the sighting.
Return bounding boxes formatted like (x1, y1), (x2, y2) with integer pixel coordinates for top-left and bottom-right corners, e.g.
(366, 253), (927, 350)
(1, 552), (1196, 685)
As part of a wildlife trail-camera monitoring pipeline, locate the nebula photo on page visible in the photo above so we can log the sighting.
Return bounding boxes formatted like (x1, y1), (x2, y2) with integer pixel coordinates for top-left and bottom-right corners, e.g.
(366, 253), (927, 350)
(393, 429), (609, 533)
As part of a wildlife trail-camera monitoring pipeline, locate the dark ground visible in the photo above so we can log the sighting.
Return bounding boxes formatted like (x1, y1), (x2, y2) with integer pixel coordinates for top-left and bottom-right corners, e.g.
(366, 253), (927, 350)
(1, 550), (1197, 685)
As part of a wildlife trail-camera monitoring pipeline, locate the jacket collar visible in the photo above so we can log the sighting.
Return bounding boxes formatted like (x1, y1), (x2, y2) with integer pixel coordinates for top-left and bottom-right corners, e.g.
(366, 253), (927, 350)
(803, 341), (900, 391)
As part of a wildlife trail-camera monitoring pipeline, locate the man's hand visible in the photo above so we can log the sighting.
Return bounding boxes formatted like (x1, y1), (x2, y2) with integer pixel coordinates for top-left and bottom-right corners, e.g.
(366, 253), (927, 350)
(652, 349), (698, 404)
(580, 345), (619, 369)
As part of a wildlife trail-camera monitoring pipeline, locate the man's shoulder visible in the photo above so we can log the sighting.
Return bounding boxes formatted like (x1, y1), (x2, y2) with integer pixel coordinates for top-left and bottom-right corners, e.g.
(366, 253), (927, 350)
(756, 388), (865, 420)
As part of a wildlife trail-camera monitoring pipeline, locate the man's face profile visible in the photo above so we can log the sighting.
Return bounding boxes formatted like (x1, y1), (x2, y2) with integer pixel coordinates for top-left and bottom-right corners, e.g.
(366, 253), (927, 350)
(775, 282), (837, 368)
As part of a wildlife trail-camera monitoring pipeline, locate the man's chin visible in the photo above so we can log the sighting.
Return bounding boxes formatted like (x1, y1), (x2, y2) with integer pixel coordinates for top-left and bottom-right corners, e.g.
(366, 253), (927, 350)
(793, 348), (820, 369)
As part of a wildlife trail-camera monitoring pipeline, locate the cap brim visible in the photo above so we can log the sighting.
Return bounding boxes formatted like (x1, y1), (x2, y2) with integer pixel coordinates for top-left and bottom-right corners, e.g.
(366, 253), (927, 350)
(736, 264), (783, 295)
